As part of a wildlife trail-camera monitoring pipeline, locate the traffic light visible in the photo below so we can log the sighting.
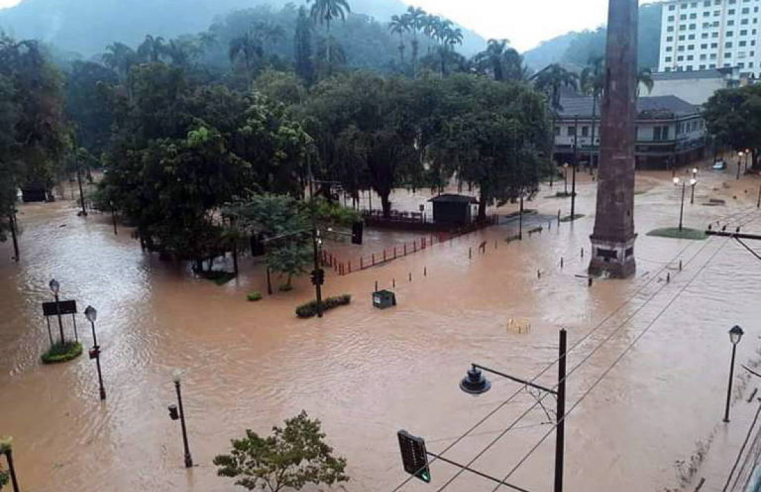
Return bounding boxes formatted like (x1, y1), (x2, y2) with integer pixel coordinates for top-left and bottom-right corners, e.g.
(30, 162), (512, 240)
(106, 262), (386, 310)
(397, 430), (431, 483)
(311, 268), (325, 286)
(168, 404), (179, 421)
(351, 221), (364, 245)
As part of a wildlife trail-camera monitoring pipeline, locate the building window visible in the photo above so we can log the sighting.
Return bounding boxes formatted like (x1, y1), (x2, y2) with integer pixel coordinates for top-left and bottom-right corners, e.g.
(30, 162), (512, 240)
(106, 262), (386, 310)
(712, 32), (719, 37)
(701, 43), (708, 49)
(710, 53), (717, 58)
(665, 66), (673, 72)
(666, 56), (673, 62)
(728, 20), (735, 26)
(726, 52), (733, 57)
(713, 21), (720, 26)
(680, 13), (687, 19)
(680, 25), (687, 30)
(714, 10), (721, 15)
(679, 34), (686, 40)
(567, 126), (575, 137)
(687, 65), (694, 71)
(581, 126), (589, 137)
(742, 7), (750, 13)
(739, 62), (745, 68)
(701, 53), (708, 59)
(742, 18), (750, 24)
(669, 4), (676, 9)
(690, 24), (696, 29)
(702, 33), (709, 38)
(711, 42), (718, 48)
(704, 0), (711, 5)
(654, 126), (671, 141)
(749, 62), (754, 68)
(727, 31), (734, 36)
(667, 46), (673, 51)
(739, 51), (746, 57)
(700, 64), (707, 69)
(668, 15), (675, 21)
(690, 12), (697, 18)
(687, 55), (694, 60)
(554, 127), (560, 136)
(678, 55), (685, 60)
(689, 34), (696, 40)
(668, 26), (675, 32)
(667, 36), (674, 42)
(688, 44), (695, 49)
(710, 63), (716, 67)
(728, 8), (736, 13)
(740, 40), (747, 46)
(741, 30), (748, 35)
(726, 41), (733, 47)
(703, 10), (711, 16)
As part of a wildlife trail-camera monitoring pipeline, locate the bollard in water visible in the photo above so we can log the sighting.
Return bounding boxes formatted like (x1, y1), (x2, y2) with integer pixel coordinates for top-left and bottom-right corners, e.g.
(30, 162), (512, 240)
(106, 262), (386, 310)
(469, 247), (472, 259)
(409, 272), (412, 282)
(679, 260), (683, 271)
(557, 210), (561, 224)
(548, 221), (551, 231)
(560, 257), (564, 269)
(375, 280), (378, 292)
(581, 247), (584, 258)
(537, 269), (542, 279)
(495, 240), (498, 249)
(393, 278), (396, 288)
(424, 266), (427, 277)
(666, 273), (671, 283)
(588, 277), (593, 287)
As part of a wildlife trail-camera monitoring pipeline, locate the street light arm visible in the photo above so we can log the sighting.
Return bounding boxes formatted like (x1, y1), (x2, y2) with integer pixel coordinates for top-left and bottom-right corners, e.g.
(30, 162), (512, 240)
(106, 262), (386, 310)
(472, 364), (557, 395)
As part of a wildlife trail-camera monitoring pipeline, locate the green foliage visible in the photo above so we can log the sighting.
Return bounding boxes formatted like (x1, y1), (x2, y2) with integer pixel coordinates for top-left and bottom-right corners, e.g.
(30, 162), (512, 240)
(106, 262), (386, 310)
(213, 410), (349, 491)
(41, 341), (84, 364)
(647, 228), (707, 240)
(703, 85), (761, 164)
(295, 294), (351, 318)
(65, 61), (118, 155)
(0, 34), (68, 197)
(0, 469), (8, 489)
(268, 243), (312, 288)
(247, 291), (263, 302)
(199, 270), (237, 285)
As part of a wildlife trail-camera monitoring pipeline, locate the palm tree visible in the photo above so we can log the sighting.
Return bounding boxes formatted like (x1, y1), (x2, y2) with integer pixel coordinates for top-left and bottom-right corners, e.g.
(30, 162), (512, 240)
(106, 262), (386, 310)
(637, 67), (654, 97)
(307, 0), (351, 74)
(229, 31), (264, 84)
(164, 39), (200, 67)
(532, 63), (578, 111)
(389, 13), (412, 66)
(473, 39), (525, 81)
(581, 57), (605, 171)
(406, 7), (427, 76)
(137, 35), (166, 63)
(316, 36), (347, 78)
(307, 0), (351, 32)
(102, 42), (138, 83)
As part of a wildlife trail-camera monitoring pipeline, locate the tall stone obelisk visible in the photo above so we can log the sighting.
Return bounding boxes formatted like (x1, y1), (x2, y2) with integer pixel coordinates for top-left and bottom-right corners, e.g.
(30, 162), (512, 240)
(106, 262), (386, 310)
(589, 0), (638, 278)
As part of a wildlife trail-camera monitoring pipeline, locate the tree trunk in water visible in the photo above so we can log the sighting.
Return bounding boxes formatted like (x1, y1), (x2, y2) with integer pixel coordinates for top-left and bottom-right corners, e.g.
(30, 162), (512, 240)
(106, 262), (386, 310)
(477, 194), (487, 222)
(232, 244), (239, 277)
(380, 193), (392, 219)
(9, 213), (19, 262)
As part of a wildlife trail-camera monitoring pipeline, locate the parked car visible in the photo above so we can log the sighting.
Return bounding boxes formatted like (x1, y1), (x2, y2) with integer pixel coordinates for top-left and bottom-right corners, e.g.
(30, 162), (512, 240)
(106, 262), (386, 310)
(713, 159), (727, 170)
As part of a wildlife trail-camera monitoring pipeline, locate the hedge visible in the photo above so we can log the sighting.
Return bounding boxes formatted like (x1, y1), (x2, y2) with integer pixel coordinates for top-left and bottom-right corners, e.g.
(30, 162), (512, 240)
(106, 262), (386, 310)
(247, 291), (263, 302)
(296, 294), (351, 318)
(42, 341), (83, 364)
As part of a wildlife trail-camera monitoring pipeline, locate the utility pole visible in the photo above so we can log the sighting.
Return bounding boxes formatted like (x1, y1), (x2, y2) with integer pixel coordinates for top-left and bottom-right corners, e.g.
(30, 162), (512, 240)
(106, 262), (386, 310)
(555, 329), (567, 492)
(77, 168), (87, 216)
(571, 115), (578, 220)
(307, 154), (323, 318)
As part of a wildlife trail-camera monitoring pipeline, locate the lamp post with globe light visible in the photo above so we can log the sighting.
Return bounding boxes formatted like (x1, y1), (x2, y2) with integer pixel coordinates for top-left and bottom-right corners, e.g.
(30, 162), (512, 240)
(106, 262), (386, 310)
(85, 306), (106, 401)
(674, 177), (696, 231)
(724, 325), (744, 423)
(49, 279), (65, 344)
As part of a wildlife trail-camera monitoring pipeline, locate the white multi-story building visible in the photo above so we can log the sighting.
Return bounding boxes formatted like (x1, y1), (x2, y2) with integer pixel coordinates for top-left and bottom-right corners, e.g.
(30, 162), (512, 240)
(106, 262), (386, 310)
(659, 0), (761, 77)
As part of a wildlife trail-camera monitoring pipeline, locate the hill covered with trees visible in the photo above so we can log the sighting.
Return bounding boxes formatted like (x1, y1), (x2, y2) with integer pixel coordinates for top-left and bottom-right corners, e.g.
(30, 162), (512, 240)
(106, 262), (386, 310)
(523, 2), (662, 71)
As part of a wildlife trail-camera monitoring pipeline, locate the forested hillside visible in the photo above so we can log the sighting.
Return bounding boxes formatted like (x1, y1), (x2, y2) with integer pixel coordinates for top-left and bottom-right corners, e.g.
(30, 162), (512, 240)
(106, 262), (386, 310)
(523, 2), (662, 71)
(0, 0), (485, 58)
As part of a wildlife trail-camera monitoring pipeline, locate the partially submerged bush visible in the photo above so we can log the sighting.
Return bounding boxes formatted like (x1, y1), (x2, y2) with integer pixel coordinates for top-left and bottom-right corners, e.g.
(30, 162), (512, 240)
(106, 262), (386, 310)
(41, 341), (83, 364)
(296, 295), (351, 318)
(247, 291), (263, 302)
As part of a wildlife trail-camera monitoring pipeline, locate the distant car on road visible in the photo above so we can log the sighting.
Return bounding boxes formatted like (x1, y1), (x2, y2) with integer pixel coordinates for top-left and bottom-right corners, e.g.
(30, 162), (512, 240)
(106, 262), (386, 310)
(713, 159), (727, 170)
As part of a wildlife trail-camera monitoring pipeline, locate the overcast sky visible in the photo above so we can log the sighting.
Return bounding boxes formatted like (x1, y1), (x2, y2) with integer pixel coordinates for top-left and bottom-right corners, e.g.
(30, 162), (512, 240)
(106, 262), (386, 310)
(0, 0), (658, 51)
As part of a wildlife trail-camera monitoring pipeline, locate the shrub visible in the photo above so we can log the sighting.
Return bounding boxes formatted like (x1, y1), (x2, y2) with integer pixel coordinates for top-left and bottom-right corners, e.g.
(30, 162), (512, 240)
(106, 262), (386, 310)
(41, 341), (83, 364)
(296, 294), (351, 318)
(247, 291), (263, 302)
(199, 270), (236, 285)
(279, 284), (293, 292)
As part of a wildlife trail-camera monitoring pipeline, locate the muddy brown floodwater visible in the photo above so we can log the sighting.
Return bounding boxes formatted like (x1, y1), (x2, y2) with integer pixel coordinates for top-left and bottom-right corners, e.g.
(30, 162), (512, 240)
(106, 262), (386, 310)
(2, 163), (761, 492)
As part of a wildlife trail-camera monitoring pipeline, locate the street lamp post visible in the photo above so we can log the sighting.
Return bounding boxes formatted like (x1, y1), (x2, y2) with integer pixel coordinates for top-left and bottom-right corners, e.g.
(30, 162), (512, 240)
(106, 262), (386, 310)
(757, 184), (761, 209)
(85, 306), (106, 401)
(459, 329), (568, 492)
(168, 372), (193, 468)
(49, 279), (65, 344)
(723, 325), (744, 423)
(674, 177), (696, 231)
(737, 151), (744, 180)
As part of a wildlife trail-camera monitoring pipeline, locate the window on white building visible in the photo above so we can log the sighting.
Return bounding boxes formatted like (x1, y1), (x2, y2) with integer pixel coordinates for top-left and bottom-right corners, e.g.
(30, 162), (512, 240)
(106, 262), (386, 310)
(740, 40), (747, 46)
(700, 64), (707, 69)
(688, 44), (695, 49)
(701, 53), (708, 59)
(668, 15), (676, 21)
(739, 62), (745, 67)
(687, 55), (695, 60)
(669, 4), (676, 9)
(729, 8), (736, 13)
(728, 20), (736, 25)
(711, 42), (718, 47)
(679, 34), (686, 40)
(742, 18), (750, 24)
(689, 34), (696, 39)
(742, 6), (750, 12)
(702, 32), (709, 38)
(741, 29), (748, 35)
(581, 126), (589, 137)
(678, 55), (685, 60)
(680, 13), (687, 19)
(567, 127), (575, 137)
(726, 41), (734, 47)
(727, 31), (734, 36)
(690, 23), (697, 29)
(701, 43), (708, 48)
(666, 56), (673, 62)
(668, 26), (675, 32)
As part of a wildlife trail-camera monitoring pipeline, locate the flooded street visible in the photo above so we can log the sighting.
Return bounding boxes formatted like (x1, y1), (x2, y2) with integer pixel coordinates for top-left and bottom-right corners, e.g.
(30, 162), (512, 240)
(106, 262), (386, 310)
(2, 165), (761, 492)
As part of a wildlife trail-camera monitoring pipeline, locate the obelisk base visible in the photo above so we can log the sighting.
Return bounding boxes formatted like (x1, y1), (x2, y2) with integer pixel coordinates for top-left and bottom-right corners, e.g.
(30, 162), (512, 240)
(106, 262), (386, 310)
(588, 235), (637, 278)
